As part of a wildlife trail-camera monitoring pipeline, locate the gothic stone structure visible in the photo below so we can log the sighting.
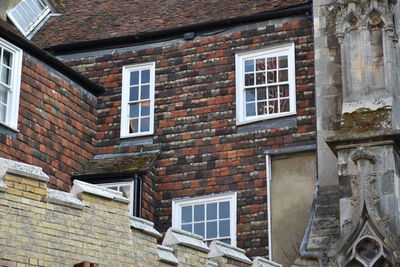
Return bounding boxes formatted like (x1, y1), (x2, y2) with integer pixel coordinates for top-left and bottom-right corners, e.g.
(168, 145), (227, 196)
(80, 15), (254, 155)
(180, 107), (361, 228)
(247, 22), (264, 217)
(3, 0), (400, 266)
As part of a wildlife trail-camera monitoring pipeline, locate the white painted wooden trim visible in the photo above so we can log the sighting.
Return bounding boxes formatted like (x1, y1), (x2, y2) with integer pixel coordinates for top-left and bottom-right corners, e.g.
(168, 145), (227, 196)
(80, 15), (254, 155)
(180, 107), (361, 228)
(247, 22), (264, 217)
(235, 43), (296, 125)
(121, 62), (155, 138)
(172, 191), (237, 246)
(266, 154), (273, 260)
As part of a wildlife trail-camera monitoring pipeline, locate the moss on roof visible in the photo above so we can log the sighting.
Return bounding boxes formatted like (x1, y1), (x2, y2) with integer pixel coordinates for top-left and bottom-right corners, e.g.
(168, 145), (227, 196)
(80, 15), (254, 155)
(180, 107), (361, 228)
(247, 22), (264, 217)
(75, 152), (159, 177)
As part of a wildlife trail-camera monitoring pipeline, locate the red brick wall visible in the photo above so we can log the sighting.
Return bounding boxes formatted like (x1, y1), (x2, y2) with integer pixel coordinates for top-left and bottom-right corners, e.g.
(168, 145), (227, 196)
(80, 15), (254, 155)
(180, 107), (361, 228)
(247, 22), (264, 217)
(0, 56), (97, 191)
(65, 17), (315, 257)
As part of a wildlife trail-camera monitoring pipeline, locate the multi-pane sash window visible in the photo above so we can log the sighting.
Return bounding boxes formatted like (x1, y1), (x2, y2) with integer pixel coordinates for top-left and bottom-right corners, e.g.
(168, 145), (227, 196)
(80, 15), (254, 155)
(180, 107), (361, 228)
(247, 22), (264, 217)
(121, 63), (155, 138)
(172, 192), (237, 246)
(0, 38), (22, 130)
(7, 0), (50, 36)
(236, 44), (296, 125)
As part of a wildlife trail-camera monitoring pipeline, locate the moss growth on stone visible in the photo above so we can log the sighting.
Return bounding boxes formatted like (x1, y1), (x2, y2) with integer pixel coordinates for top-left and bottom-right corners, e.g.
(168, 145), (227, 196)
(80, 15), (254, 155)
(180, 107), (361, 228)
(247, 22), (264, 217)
(338, 107), (391, 135)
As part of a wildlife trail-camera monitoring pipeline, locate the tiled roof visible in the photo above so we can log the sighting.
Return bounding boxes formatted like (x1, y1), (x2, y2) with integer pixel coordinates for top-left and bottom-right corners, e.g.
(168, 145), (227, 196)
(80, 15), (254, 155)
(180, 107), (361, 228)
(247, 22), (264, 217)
(73, 152), (159, 179)
(33, 0), (310, 49)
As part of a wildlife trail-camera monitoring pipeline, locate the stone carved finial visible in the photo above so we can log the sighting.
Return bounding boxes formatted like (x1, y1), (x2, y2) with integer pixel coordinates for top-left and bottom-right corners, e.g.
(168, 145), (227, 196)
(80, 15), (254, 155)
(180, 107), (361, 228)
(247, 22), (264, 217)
(351, 146), (375, 163)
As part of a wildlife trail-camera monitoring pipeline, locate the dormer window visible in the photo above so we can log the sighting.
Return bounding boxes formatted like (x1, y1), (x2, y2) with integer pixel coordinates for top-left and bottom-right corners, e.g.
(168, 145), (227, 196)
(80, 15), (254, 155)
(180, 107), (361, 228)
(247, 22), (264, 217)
(7, 0), (50, 36)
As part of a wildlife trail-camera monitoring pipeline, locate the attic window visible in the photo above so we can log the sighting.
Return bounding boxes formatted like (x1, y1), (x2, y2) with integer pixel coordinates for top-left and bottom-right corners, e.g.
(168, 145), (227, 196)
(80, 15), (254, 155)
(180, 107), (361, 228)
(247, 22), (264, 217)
(7, 0), (50, 36)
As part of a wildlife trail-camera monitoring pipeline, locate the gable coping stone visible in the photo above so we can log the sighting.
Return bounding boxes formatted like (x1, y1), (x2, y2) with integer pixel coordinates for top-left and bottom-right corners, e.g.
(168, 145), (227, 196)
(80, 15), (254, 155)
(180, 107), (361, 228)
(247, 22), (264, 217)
(130, 216), (162, 238)
(71, 179), (130, 203)
(47, 188), (85, 210)
(157, 245), (179, 265)
(252, 257), (283, 267)
(0, 158), (49, 182)
(209, 240), (253, 265)
(162, 228), (210, 253)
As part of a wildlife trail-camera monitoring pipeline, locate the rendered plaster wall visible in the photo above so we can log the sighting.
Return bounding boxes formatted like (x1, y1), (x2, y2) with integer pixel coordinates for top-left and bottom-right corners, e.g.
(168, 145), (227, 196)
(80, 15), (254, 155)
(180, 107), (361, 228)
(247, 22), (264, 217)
(270, 154), (316, 266)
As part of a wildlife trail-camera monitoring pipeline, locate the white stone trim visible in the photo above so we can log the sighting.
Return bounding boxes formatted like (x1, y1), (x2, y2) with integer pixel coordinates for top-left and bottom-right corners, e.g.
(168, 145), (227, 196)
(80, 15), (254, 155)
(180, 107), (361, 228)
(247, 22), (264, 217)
(252, 257), (283, 267)
(47, 188), (85, 210)
(162, 227), (210, 253)
(0, 158), (49, 182)
(129, 216), (162, 238)
(71, 180), (129, 204)
(208, 240), (252, 265)
(0, 179), (7, 192)
(207, 260), (219, 267)
(157, 245), (179, 265)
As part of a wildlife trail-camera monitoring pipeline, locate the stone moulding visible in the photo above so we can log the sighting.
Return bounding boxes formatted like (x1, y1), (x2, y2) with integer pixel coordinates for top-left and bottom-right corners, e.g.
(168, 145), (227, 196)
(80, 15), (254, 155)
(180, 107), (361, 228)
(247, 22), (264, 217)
(71, 179), (130, 204)
(208, 240), (252, 265)
(47, 188), (85, 210)
(0, 157), (49, 182)
(129, 216), (162, 238)
(157, 245), (179, 265)
(252, 256), (283, 267)
(162, 228), (210, 253)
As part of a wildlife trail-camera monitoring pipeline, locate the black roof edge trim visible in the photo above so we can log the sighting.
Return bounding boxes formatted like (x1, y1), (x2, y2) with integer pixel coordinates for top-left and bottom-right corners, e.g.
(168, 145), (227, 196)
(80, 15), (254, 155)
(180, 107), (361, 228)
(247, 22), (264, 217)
(0, 27), (104, 96)
(72, 171), (147, 182)
(45, 3), (312, 55)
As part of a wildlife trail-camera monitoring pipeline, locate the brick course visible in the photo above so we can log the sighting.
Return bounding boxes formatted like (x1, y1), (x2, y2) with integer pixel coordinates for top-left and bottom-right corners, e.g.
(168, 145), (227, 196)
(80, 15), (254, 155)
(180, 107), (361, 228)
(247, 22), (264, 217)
(62, 17), (315, 257)
(0, 56), (97, 192)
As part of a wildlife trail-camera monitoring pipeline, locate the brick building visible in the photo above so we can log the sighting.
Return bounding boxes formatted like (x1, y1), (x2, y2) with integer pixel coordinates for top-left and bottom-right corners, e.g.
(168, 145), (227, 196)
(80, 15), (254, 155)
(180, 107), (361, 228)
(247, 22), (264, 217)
(0, 0), (318, 265)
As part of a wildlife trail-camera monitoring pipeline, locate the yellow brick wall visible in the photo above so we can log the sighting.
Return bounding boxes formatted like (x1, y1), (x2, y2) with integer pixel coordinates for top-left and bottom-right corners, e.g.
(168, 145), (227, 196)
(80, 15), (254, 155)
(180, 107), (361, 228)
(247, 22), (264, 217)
(0, 170), (255, 267)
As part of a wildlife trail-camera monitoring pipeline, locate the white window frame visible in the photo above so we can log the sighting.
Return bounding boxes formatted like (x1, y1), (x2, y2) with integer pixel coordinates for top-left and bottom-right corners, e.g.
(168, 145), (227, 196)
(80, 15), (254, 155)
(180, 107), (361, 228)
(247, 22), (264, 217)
(0, 38), (22, 131)
(121, 62), (155, 138)
(172, 192), (237, 246)
(7, 0), (50, 36)
(235, 43), (296, 125)
(99, 181), (135, 216)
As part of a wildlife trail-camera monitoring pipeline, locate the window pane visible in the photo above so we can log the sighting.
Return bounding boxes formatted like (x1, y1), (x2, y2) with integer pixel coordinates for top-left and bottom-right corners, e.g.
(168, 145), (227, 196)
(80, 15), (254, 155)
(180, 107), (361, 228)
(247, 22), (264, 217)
(141, 101), (150, 116)
(245, 88), (255, 102)
(141, 69), (150, 83)
(280, 99), (290, 112)
(206, 221), (217, 239)
(0, 84), (8, 104)
(140, 117), (150, 132)
(257, 87), (266, 100)
(130, 71), (139, 85)
(267, 57), (276, 70)
(3, 50), (12, 67)
(140, 85), (150, 100)
(257, 101), (267, 115)
(245, 74), (254, 86)
(194, 222), (205, 237)
(129, 119), (138, 133)
(267, 71), (276, 83)
(279, 69), (288, 82)
(108, 186), (118, 191)
(119, 185), (131, 199)
(256, 72), (265, 85)
(219, 220), (230, 237)
(268, 100), (278, 114)
(279, 85), (289, 97)
(256, 58), (265, 71)
(182, 224), (192, 233)
(0, 104), (6, 123)
(244, 59), (254, 72)
(268, 86), (278, 99)
(219, 238), (231, 245)
(1, 67), (11, 86)
(129, 86), (139, 101)
(129, 103), (139, 118)
(219, 202), (230, 219)
(206, 203), (217, 220)
(182, 206), (192, 223)
(279, 56), (288, 68)
(194, 204), (205, 222)
(246, 103), (255, 117)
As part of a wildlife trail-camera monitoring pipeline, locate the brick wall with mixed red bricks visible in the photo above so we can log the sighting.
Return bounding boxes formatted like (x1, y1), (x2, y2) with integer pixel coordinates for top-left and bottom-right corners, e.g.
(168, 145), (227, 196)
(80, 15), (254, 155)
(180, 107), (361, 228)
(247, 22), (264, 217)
(64, 17), (315, 257)
(0, 56), (97, 191)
